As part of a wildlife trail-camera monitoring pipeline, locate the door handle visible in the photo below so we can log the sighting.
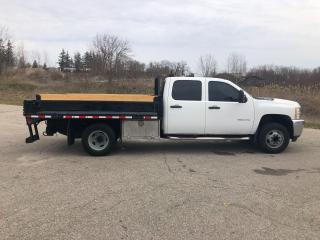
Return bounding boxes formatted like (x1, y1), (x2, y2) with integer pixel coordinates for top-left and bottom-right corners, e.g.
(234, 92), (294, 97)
(170, 105), (182, 109)
(208, 106), (220, 110)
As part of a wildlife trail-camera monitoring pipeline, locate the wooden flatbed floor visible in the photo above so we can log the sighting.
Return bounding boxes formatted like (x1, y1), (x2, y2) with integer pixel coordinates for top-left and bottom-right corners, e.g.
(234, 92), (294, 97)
(39, 94), (155, 102)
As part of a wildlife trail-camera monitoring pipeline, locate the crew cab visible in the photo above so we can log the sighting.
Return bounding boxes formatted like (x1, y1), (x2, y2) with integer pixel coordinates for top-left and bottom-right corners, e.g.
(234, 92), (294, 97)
(23, 77), (304, 155)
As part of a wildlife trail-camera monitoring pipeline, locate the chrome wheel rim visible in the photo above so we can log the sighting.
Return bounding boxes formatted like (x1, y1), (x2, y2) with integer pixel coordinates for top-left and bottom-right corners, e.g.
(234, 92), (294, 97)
(265, 130), (284, 149)
(88, 130), (109, 151)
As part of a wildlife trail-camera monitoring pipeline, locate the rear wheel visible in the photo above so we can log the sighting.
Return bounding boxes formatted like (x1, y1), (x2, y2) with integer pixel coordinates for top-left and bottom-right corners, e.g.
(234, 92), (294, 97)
(82, 124), (116, 156)
(258, 123), (289, 154)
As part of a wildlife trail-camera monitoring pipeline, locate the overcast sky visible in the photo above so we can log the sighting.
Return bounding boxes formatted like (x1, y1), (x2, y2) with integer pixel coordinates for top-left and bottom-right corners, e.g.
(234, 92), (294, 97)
(1, 0), (320, 72)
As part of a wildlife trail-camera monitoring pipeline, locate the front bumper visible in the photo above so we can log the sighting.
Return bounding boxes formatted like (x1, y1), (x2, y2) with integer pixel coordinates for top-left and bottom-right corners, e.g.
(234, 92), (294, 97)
(292, 119), (304, 141)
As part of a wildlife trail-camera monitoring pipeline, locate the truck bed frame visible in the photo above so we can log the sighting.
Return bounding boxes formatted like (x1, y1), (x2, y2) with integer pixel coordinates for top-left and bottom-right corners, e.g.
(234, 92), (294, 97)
(24, 96), (162, 143)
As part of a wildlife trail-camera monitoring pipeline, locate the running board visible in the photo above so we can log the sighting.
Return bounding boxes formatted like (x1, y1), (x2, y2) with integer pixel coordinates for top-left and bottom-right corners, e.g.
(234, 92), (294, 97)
(167, 136), (250, 141)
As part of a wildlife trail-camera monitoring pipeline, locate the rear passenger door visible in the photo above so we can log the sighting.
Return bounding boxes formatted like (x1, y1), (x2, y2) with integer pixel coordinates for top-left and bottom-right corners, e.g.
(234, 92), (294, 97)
(166, 79), (206, 134)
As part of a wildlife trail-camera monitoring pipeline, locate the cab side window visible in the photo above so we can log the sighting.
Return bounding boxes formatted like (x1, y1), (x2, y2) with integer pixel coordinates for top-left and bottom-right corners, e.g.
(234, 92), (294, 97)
(209, 81), (239, 102)
(172, 80), (202, 101)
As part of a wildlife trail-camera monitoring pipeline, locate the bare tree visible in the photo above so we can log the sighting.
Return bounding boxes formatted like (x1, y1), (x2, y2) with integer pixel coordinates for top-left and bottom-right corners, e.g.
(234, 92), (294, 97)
(0, 26), (9, 43)
(247, 65), (320, 86)
(198, 54), (217, 77)
(16, 43), (26, 68)
(92, 34), (131, 81)
(126, 60), (145, 78)
(227, 53), (247, 77)
(145, 60), (189, 77)
(172, 61), (189, 76)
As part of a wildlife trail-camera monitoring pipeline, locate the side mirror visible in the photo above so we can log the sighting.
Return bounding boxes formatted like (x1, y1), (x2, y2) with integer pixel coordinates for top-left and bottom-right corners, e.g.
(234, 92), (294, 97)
(238, 90), (247, 103)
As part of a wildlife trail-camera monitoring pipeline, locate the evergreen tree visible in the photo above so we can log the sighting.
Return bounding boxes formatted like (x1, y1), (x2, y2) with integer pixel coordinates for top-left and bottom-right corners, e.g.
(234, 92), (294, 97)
(83, 51), (93, 71)
(65, 51), (73, 68)
(0, 38), (5, 74)
(32, 60), (38, 68)
(5, 40), (14, 67)
(74, 52), (82, 72)
(58, 49), (67, 71)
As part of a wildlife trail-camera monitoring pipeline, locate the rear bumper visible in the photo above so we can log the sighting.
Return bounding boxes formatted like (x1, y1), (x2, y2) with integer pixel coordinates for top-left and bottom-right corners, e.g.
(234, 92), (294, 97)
(292, 119), (304, 141)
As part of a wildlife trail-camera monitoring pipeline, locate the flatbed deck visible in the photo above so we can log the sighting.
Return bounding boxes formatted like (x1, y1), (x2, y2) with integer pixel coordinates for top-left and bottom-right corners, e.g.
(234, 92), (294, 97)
(23, 93), (160, 120)
(39, 93), (155, 102)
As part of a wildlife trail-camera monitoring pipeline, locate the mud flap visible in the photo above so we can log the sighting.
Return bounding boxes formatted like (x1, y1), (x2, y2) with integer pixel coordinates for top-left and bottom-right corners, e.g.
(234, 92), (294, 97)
(67, 119), (75, 146)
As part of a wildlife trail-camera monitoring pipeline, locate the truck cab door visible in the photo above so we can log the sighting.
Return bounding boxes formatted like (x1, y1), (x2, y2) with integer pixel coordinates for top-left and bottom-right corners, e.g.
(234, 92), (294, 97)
(165, 79), (206, 135)
(205, 80), (254, 135)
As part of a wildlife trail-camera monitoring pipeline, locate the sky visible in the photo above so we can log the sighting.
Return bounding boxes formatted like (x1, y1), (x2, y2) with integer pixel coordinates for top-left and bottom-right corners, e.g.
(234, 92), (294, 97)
(0, 0), (320, 72)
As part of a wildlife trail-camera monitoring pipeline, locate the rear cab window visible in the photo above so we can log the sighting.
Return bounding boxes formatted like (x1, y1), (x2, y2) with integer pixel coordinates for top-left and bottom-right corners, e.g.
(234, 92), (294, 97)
(172, 80), (202, 101)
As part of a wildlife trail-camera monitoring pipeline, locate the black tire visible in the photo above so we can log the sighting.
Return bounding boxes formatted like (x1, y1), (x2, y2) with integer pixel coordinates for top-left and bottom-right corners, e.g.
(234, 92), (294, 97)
(248, 135), (257, 146)
(258, 122), (290, 154)
(81, 124), (116, 156)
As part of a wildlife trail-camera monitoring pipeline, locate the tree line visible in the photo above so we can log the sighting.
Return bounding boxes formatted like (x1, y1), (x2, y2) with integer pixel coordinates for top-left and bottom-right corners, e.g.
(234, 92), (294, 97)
(1, 25), (319, 86)
(0, 26), (47, 74)
(246, 65), (320, 87)
(56, 34), (251, 82)
(57, 34), (190, 81)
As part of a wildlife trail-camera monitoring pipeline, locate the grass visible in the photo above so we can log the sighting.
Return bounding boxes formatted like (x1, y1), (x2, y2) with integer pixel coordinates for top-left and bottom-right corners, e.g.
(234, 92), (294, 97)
(1, 68), (319, 128)
(305, 122), (320, 129)
(0, 69), (154, 105)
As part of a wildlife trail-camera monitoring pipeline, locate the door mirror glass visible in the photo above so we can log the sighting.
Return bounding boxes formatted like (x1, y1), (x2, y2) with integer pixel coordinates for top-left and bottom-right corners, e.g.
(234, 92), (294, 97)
(238, 90), (247, 103)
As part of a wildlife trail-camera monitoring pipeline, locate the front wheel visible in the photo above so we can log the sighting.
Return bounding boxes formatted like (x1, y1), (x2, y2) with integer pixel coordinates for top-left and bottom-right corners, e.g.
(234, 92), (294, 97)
(258, 123), (290, 154)
(82, 124), (116, 156)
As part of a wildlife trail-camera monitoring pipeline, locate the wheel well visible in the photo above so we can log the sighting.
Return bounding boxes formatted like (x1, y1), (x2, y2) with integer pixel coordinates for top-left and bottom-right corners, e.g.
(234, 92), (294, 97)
(257, 114), (293, 138)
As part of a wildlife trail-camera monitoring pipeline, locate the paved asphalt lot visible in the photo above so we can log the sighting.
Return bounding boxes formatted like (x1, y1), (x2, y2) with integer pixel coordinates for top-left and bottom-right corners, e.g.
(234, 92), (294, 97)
(0, 104), (320, 240)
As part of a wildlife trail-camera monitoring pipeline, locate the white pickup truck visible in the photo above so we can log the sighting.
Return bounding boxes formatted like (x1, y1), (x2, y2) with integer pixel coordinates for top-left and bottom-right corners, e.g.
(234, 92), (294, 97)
(23, 77), (304, 155)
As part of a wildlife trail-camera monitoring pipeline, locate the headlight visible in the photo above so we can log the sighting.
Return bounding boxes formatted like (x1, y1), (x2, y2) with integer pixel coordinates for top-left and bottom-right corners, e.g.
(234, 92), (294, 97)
(295, 107), (301, 119)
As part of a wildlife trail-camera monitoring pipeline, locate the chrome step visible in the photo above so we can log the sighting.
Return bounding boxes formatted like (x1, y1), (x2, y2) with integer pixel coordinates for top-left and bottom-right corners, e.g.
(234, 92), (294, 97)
(168, 137), (250, 141)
